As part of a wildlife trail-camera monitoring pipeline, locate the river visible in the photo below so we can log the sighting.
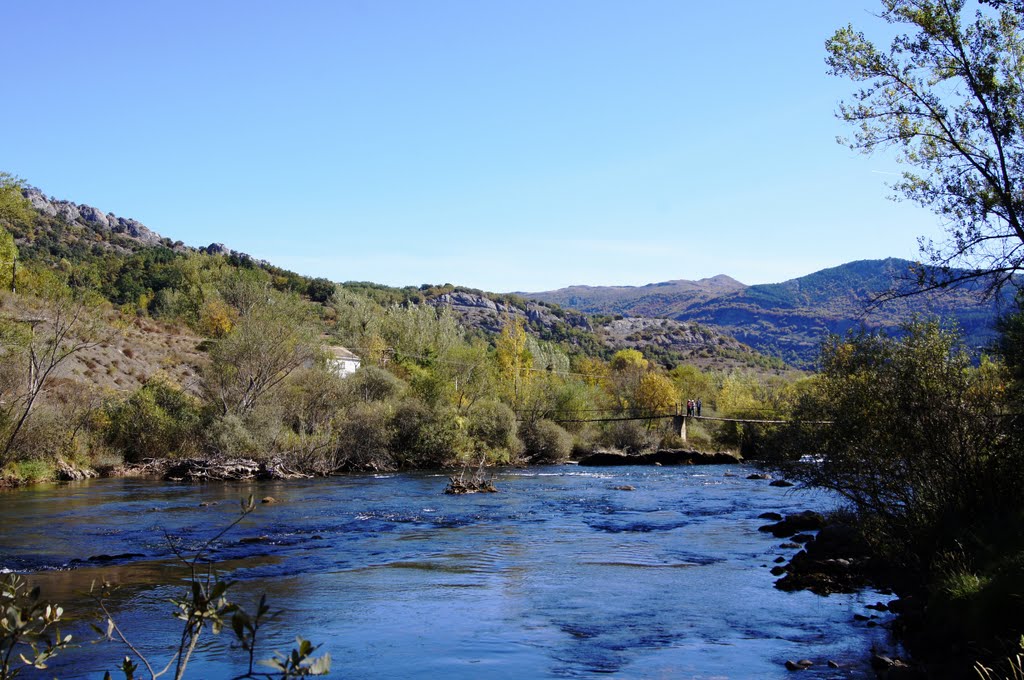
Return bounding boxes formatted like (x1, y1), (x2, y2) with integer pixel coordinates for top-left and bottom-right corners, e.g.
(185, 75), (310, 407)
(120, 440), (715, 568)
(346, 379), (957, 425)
(1, 464), (894, 678)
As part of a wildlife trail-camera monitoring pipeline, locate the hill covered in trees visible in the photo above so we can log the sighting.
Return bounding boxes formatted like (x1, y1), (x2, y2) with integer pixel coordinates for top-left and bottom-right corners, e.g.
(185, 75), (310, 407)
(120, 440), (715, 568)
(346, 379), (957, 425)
(0, 177), (792, 485)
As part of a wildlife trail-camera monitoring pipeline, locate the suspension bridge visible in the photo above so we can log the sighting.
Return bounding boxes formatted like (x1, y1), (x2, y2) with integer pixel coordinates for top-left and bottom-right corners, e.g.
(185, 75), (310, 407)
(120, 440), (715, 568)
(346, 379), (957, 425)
(515, 406), (831, 443)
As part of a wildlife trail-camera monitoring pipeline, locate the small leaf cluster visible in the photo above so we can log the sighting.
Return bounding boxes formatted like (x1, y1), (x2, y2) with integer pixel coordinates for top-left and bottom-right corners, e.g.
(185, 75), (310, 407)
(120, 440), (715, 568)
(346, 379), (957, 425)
(0, 574), (73, 679)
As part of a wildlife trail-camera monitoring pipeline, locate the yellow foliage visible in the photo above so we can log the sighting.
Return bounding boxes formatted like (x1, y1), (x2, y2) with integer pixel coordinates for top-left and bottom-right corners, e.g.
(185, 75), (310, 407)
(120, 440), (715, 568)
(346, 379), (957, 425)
(634, 372), (678, 413)
(495, 317), (532, 407)
(199, 298), (237, 338)
(575, 356), (610, 388)
(610, 348), (648, 372)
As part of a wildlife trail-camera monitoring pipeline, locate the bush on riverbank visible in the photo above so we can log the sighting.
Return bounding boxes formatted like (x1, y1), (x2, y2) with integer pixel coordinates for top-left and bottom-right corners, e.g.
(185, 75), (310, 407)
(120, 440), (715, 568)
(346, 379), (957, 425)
(769, 316), (1024, 672)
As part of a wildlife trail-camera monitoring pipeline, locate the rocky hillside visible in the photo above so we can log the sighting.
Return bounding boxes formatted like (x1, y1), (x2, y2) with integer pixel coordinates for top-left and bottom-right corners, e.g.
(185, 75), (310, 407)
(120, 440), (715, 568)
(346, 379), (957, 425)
(19, 186), (252, 262)
(10, 183), (786, 372)
(24, 187), (166, 249)
(527, 259), (1011, 367)
(425, 288), (778, 370)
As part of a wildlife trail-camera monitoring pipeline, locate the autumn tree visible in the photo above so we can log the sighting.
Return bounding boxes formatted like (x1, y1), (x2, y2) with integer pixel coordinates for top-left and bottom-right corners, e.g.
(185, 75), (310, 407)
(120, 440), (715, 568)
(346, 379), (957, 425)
(203, 285), (320, 417)
(633, 372), (678, 414)
(608, 348), (649, 411)
(495, 316), (532, 408)
(828, 0), (1024, 292)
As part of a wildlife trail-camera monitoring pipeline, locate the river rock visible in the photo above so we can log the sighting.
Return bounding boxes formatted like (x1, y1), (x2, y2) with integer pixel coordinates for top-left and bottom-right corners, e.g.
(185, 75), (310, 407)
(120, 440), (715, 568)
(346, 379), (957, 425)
(769, 479), (795, 487)
(55, 458), (98, 481)
(773, 520), (873, 595)
(758, 512), (783, 521)
(758, 511), (826, 537)
(747, 473), (771, 480)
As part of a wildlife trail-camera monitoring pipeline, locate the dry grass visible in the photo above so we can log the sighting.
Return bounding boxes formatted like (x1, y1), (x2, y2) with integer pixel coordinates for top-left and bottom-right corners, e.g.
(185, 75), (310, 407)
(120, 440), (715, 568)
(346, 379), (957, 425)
(56, 314), (208, 394)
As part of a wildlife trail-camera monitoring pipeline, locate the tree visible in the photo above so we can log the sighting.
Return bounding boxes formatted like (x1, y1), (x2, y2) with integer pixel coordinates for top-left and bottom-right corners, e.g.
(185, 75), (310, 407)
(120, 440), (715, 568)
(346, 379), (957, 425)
(780, 320), (1014, 566)
(0, 228), (16, 293)
(828, 0), (1024, 292)
(202, 287), (320, 417)
(305, 277), (336, 304)
(633, 372), (678, 414)
(495, 317), (532, 408)
(0, 286), (106, 463)
(0, 174), (32, 226)
(0, 174), (31, 293)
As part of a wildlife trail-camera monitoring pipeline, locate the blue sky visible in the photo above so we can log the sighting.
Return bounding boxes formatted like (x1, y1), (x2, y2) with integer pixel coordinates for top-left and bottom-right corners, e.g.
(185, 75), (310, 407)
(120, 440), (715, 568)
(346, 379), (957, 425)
(4, 1), (942, 292)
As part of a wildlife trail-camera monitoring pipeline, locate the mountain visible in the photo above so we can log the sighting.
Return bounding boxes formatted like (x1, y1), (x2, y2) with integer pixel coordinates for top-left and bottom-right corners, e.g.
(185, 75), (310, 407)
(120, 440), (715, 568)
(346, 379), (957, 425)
(527, 274), (747, 318)
(526, 259), (1012, 367)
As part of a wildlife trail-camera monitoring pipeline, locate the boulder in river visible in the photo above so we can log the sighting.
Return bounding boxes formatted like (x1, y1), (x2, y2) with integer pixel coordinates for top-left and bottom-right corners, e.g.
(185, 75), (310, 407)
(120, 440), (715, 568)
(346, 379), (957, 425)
(758, 511), (826, 538)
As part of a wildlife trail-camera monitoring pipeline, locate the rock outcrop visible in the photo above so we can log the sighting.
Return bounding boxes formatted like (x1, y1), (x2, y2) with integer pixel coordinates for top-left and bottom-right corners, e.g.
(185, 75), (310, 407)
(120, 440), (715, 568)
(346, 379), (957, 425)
(431, 291), (593, 335)
(23, 187), (165, 247)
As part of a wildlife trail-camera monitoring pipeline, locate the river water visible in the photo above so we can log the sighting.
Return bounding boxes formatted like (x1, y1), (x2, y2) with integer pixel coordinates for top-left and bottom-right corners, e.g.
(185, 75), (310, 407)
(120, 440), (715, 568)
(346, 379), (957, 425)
(1, 465), (894, 678)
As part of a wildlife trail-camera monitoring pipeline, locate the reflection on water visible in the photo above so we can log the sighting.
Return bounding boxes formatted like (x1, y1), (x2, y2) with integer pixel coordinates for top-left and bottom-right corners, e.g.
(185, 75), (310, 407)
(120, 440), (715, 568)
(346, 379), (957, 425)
(1, 466), (894, 678)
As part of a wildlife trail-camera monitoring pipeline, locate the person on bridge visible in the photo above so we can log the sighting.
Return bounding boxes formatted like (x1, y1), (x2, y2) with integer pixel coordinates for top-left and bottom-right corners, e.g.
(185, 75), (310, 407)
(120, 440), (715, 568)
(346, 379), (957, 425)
(696, 398), (702, 417)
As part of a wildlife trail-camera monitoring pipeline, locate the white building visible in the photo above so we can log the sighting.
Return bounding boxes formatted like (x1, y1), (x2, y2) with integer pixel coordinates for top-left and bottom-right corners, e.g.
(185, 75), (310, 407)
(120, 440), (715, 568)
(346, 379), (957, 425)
(327, 346), (361, 377)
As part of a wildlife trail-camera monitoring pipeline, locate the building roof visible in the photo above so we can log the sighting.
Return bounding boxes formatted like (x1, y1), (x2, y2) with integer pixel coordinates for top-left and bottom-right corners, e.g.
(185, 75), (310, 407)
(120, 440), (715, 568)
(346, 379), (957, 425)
(327, 346), (360, 361)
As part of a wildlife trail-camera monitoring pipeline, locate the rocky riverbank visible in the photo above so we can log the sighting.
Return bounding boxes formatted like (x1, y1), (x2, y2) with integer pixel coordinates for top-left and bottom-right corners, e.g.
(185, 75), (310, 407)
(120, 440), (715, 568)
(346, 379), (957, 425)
(762, 511), (930, 677)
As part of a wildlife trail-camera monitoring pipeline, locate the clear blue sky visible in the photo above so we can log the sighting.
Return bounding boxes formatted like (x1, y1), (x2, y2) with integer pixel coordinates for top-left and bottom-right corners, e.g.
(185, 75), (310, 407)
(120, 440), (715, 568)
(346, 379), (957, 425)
(4, 1), (941, 292)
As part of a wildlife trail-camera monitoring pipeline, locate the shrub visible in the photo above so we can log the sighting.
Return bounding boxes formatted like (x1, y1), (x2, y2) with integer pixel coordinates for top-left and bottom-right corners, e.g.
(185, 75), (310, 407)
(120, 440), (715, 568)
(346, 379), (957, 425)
(105, 376), (204, 462)
(600, 420), (653, 454)
(333, 401), (395, 471)
(205, 414), (260, 458)
(390, 398), (464, 469)
(466, 400), (521, 463)
(345, 365), (406, 403)
(277, 367), (347, 434)
(776, 320), (1020, 571)
(520, 419), (572, 464)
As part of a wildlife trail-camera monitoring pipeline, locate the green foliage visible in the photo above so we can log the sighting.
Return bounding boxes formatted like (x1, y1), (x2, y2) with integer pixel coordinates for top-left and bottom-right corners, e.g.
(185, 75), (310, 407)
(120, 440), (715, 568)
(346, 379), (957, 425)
(344, 366), (406, 403)
(390, 398), (464, 469)
(0, 174), (32, 227)
(778, 320), (1018, 567)
(466, 400), (520, 462)
(333, 401), (395, 471)
(997, 291), (1024, 401)
(827, 0), (1024, 290)
(519, 419), (572, 464)
(105, 376), (203, 462)
(305, 277), (336, 304)
(0, 459), (54, 485)
(599, 420), (655, 454)
(0, 574), (72, 679)
(0, 227), (16, 293)
(203, 285), (320, 416)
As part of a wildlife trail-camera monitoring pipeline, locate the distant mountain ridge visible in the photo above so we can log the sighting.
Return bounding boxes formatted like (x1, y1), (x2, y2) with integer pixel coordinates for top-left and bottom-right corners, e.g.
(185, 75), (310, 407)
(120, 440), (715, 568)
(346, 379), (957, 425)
(525, 259), (1013, 367)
